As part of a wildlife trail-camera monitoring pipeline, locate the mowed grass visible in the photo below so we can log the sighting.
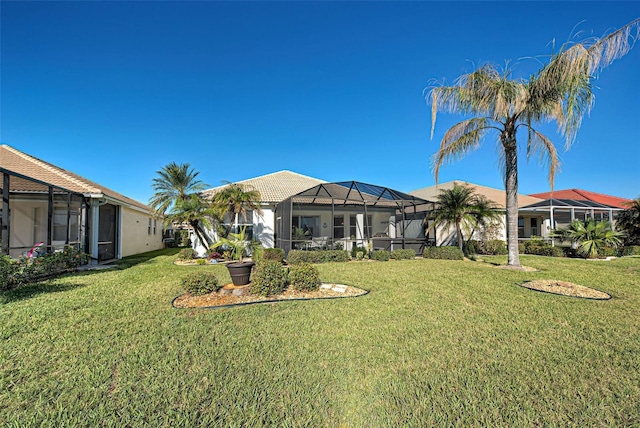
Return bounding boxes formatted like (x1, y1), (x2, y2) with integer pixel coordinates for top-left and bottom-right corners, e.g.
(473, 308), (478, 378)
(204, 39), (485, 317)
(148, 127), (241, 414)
(1, 249), (639, 427)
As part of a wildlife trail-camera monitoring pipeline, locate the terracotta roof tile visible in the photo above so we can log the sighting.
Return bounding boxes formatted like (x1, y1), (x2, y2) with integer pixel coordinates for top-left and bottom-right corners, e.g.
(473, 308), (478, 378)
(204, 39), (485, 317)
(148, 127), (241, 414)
(202, 170), (326, 203)
(529, 189), (632, 209)
(1, 145), (151, 211)
(410, 180), (543, 209)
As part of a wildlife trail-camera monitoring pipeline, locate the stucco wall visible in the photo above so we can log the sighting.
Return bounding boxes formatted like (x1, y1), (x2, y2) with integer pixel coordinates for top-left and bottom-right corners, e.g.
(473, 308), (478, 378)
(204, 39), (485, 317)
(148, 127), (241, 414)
(120, 206), (164, 257)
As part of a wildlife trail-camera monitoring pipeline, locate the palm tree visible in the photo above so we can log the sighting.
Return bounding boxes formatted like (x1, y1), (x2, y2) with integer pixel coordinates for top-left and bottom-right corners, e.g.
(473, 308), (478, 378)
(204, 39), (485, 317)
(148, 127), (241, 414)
(553, 219), (624, 259)
(211, 182), (262, 235)
(428, 184), (500, 255)
(616, 197), (640, 245)
(165, 195), (219, 250)
(149, 162), (208, 215)
(427, 19), (639, 267)
(464, 195), (503, 247)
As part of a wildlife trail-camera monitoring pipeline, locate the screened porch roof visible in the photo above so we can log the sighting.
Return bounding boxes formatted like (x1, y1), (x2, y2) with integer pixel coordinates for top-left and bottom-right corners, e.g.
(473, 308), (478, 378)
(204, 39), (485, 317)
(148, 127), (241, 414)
(519, 198), (622, 212)
(286, 181), (432, 208)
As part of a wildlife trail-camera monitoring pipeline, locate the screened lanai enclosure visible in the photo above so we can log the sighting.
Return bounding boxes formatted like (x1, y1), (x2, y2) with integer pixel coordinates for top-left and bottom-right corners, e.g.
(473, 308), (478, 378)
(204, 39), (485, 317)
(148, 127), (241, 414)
(275, 181), (435, 255)
(1, 168), (92, 259)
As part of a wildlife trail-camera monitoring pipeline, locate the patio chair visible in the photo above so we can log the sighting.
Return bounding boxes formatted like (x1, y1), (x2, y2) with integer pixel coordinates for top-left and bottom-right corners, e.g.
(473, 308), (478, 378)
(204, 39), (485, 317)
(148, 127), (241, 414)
(308, 236), (329, 250)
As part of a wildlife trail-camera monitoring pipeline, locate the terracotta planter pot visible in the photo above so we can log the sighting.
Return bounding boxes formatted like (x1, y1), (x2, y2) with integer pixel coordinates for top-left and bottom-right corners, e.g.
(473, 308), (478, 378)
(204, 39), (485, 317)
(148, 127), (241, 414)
(226, 261), (255, 286)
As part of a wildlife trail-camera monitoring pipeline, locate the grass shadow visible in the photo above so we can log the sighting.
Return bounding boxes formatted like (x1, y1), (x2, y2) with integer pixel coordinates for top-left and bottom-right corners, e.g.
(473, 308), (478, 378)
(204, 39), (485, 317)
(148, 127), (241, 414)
(0, 278), (89, 304)
(111, 247), (182, 270)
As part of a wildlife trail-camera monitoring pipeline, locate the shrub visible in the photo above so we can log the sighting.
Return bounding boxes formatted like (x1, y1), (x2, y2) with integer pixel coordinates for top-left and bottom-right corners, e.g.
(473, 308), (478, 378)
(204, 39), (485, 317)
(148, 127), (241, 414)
(196, 258), (207, 265)
(598, 246), (618, 257)
(0, 255), (17, 290)
(250, 261), (288, 296)
(422, 246), (464, 260)
(518, 243), (525, 254)
(262, 248), (285, 263)
(371, 250), (390, 261)
(351, 245), (368, 259)
(287, 250), (350, 265)
(181, 272), (221, 296)
(621, 245), (640, 256)
(177, 248), (195, 261)
(206, 250), (222, 261)
(288, 263), (321, 292)
(524, 240), (564, 257)
(467, 239), (507, 255)
(390, 249), (416, 260)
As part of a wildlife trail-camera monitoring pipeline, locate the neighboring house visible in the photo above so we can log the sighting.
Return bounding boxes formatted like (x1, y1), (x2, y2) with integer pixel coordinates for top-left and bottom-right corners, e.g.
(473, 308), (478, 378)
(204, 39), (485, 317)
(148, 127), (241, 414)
(197, 170), (326, 255)
(197, 171), (433, 256)
(410, 181), (544, 246)
(0, 145), (164, 262)
(520, 189), (629, 240)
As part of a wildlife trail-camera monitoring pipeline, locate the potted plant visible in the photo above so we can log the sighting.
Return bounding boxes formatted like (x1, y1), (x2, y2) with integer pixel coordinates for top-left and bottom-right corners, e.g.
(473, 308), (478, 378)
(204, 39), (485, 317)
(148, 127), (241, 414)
(211, 226), (259, 285)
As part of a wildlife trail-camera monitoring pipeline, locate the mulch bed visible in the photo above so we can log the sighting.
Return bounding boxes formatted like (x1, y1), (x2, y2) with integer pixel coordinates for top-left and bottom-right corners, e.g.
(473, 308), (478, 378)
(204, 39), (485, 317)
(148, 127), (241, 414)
(173, 283), (368, 309)
(520, 279), (611, 300)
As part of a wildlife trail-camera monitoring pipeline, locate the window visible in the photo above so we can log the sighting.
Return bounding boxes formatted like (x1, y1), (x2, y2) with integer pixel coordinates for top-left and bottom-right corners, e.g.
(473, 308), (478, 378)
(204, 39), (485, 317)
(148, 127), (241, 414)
(148, 218), (152, 235)
(292, 216), (320, 237)
(333, 216), (344, 239)
(153, 219), (157, 235)
(530, 218), (538, 237)
(518, 217), (525, 238)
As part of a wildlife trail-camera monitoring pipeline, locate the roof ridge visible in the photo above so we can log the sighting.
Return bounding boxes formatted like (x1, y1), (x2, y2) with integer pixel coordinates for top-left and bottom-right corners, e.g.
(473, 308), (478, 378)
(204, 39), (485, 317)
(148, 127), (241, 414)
(3, 145), (100, 194)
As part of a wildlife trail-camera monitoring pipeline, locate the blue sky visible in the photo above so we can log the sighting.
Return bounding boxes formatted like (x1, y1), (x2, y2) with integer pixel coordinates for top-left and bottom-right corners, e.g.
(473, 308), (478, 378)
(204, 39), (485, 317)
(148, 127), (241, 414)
(1, 1), (639, 204)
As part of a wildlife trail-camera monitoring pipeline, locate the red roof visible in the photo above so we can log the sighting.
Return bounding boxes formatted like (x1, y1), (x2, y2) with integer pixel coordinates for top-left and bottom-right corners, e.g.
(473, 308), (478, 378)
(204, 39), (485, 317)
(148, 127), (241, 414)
(529, 189), (632, 209)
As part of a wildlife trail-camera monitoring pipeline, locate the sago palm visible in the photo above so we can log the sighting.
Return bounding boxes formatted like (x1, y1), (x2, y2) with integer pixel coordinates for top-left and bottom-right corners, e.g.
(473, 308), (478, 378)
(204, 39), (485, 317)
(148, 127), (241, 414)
(553, 219), (624, 259)
(427, 19), (639, 267)
(149, 162), (208, 215)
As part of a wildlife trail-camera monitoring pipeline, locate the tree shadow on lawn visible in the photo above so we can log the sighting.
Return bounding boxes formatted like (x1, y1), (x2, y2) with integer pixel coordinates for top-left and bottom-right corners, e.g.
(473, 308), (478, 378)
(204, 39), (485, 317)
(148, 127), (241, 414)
(0, 276), (90, 304)
(111, 247), (181, 270)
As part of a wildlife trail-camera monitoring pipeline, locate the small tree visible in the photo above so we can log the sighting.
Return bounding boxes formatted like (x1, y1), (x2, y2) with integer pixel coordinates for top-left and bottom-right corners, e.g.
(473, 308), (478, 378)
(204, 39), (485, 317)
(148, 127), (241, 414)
(211, 182), (262, 235)
(427, 184), (502, 256)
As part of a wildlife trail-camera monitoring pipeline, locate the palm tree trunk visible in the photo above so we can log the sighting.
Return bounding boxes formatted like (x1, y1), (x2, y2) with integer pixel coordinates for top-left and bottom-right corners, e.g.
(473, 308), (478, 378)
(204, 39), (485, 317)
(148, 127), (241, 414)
(190, 220), (210, 251)
(504, 138), (521, 266)
(456, 221), (465, 255)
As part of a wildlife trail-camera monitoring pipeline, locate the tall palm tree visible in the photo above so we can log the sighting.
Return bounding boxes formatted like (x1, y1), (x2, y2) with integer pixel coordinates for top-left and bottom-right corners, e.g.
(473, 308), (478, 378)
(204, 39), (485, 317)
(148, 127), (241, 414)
(428, 184), (500, 255)
(616, 197), (640, 245)
(210, 182), (263, 235)
(149, 162), (208, 215)
(427, 19), (639, 267)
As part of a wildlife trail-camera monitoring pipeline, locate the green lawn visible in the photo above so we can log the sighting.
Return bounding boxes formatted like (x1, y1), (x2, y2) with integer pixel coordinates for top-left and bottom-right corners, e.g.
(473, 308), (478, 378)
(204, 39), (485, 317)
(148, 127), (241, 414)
(1, 249), (639, 427)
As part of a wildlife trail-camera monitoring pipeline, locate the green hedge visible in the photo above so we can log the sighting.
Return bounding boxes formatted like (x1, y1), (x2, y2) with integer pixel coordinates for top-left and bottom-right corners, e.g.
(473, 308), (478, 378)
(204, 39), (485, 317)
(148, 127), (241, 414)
(250, 261), (288, 296)
(390, 249), (416, 260)
(287, 250), (350, 265)
(262, 248), (285, 263)
(371, 250), (390, 261)
(182, 272), (221, 296)
(422, 246), (464, 260)
(524, 242), (564, 257)
(622, 246), (640, 256)
(467, 240), (507, 255)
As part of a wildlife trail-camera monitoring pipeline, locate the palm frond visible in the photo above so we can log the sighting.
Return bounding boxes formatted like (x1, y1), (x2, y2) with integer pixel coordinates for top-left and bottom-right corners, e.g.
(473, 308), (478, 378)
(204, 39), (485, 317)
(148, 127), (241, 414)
(431, 118), (494, 183)
(523, 126), (561, 190)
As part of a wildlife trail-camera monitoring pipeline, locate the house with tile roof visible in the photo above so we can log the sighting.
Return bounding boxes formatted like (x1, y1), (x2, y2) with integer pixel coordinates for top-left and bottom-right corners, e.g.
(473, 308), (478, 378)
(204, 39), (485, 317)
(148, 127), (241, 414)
(0, 145), (164, 261)
(529, 189), (632, 209)
(196, 171), (434, 256)
(410, 180), (545, 246)
(198, 171), (326, 253)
